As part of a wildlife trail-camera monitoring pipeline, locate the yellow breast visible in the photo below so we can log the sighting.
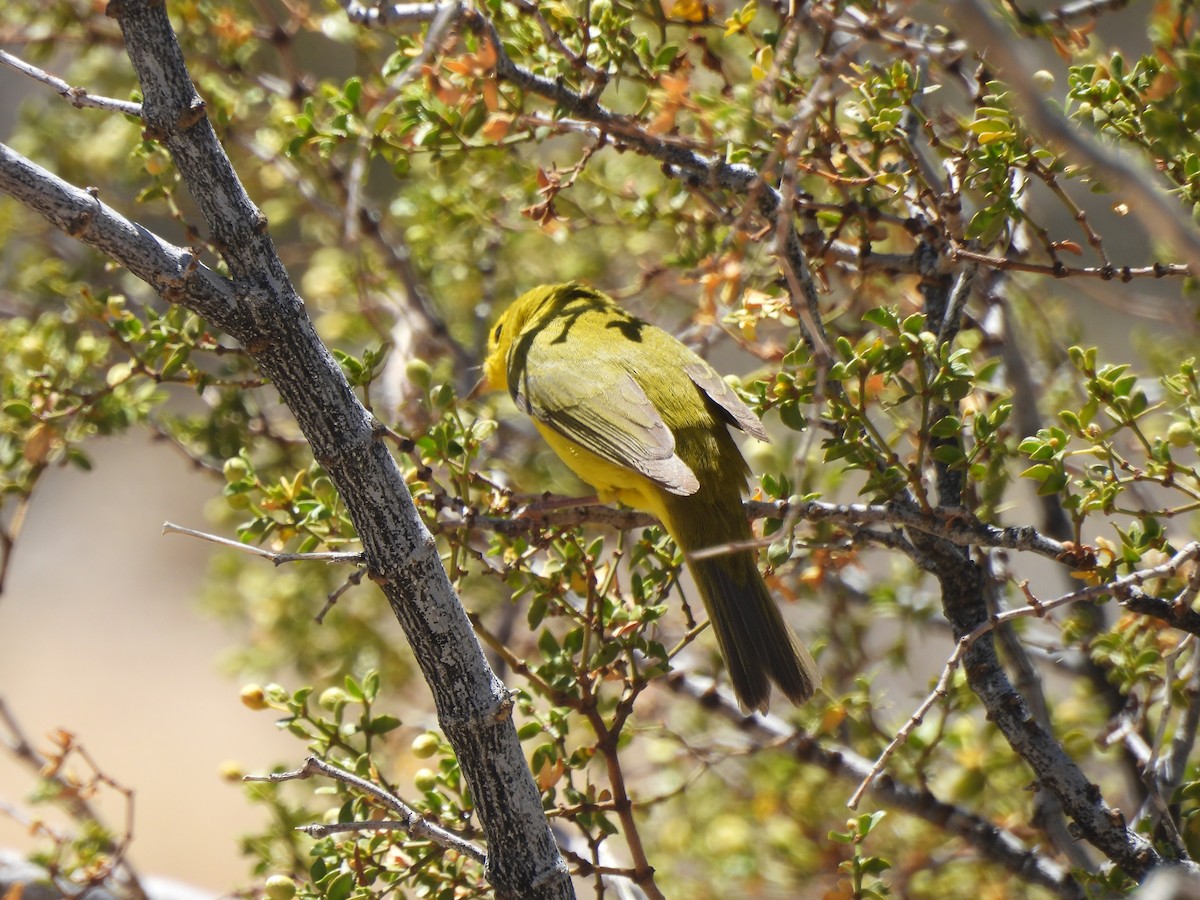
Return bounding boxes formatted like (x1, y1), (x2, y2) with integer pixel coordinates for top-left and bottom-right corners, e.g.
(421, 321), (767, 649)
(534, 422), (669, 522)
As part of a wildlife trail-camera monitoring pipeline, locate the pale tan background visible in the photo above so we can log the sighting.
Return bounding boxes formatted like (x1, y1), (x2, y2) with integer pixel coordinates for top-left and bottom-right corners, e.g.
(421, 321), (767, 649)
(0, 436), (296, 895)
(0, 26), (297, 896)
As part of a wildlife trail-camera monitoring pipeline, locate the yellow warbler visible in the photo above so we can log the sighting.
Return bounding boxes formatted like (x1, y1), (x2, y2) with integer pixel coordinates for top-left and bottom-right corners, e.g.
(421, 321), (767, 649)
(485, 283), (816, 711)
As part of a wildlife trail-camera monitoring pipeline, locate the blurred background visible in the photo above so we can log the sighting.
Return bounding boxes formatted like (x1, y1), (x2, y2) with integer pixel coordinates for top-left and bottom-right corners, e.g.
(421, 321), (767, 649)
(0, 14), (312, 895)
(0, 434), (296, 894)
(1, 1), (1194, 897)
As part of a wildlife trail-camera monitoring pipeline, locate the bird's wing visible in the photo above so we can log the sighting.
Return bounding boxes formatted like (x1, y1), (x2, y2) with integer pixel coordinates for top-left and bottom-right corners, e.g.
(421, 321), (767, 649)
(684, 360), (770, 442)
(510, 346), (700, 497)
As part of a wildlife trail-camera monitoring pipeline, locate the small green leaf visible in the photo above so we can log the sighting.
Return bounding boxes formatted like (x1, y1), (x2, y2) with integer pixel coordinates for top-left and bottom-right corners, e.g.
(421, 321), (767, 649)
(537, 628), (560, 659)
(778, 402), (807, 432)
(929, 415), (961, 438)
(931, 444), (965, 465)
(365, 714), (401, 734)
(862, 307), (899, 331)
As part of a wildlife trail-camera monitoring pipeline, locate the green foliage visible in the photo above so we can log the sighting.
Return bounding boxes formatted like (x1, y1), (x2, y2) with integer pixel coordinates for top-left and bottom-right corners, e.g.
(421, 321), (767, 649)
(1, 306), (135, 474)
(830, 811), (891, 899)
(4, 0), (1200, 897)
(235, 673), (487, 897)
(1018, 347), (1200, 552)
(1067, 39), (1200, 213)
(0, 295), (169, 524)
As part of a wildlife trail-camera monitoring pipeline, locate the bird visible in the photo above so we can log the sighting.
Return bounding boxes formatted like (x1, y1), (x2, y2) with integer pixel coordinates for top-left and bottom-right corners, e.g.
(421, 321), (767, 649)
(484, 282), (816, 712)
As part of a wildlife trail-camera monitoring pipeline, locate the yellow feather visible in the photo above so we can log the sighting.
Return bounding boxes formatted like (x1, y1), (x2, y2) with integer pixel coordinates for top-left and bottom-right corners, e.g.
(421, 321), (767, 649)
(486, 283), (816, 711)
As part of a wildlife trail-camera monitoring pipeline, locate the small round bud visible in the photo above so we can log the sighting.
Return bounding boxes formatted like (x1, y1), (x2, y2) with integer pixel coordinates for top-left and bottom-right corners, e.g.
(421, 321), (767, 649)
(411, 732), (440, 759)
(264, 874), (297, 900)
(318, 687), (349, 710)
(414, 767), (438, 792)
(240, 684), (268, 710)
(405, 358), (433, 391)
(1031, 70), (1055, 91)
(225, 492), (250, 510)
(223, 457), (251, 483)
(1167, 421), (1193, 448)
(18, 336), (45, 369)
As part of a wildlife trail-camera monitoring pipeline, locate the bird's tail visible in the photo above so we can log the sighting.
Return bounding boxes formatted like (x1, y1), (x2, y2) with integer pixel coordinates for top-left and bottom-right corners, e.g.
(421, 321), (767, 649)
(689, 551), (816, 713)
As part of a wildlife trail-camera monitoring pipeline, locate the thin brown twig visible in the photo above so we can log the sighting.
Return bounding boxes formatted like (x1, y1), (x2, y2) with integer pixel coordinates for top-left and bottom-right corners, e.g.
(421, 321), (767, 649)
(951, 244), (1188, 280)
(661, 671), (1083, 898)
(848, 541), (1200, 807)
(314, 566), (369, 624)
(581, 705), (664, 900)
(0, 701), (148, 899)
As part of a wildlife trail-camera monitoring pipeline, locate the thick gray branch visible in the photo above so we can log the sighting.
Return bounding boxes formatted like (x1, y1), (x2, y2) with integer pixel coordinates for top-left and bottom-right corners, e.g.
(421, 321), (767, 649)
(913, 266), (1166, 879)
(109, 3), (571, 895)
(913, 531), (1164, 878)
(0, 2), (573, 896)
(0, 142), (237, 328)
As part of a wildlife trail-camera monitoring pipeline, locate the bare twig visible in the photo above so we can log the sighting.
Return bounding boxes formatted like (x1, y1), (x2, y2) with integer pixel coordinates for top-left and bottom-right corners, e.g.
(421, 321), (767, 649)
(0, 700), (148, 899)
(162, 521), (363, 565)
(849, 542), (1200, 807)
(0, 48), (144, 117)
(315, 566), (369, 623)
(459, 495), (1073, 563)
(950, 0), (1200, 275)
(248, 755), (487, 864)
(952, 244), (1189, 280)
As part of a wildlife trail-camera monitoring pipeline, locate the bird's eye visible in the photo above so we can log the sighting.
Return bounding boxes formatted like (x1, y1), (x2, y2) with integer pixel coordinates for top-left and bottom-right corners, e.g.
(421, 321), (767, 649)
(493, 323), (503, 342)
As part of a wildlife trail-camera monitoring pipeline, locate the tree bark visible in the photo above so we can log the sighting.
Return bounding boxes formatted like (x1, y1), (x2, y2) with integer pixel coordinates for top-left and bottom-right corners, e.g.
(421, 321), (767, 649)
(0, 1), (574, 895)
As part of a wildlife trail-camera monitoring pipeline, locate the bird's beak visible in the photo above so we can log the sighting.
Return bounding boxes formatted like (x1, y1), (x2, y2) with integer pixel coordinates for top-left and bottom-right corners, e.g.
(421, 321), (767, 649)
(466, 370), (488, 400)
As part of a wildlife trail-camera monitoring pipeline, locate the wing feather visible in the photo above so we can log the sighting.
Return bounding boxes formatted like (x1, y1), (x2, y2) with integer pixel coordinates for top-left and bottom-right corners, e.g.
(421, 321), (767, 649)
(511, 351), (700, 496)
(684, 360), (770, 442)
